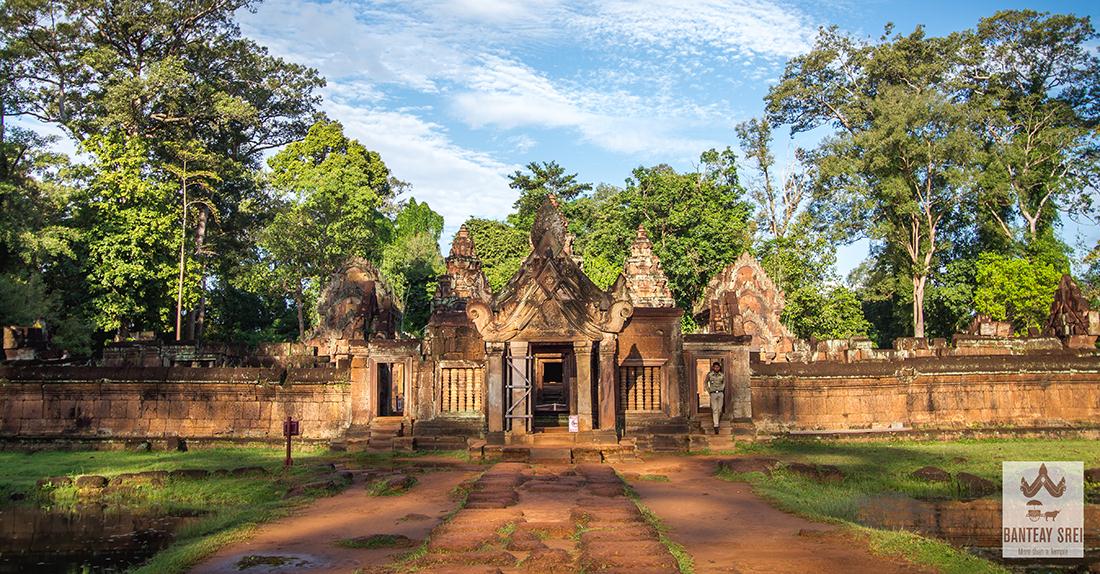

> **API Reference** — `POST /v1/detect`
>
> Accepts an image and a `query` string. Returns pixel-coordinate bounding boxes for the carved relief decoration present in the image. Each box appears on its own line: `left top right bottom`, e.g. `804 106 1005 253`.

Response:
432 224 490 314
466 200 633 342
610 225 676 308
311 258 400 342
693 251 793 353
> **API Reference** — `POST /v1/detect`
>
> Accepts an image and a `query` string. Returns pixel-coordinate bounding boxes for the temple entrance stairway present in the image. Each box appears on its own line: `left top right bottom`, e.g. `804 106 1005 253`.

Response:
687 418 755 451
365 416 404 451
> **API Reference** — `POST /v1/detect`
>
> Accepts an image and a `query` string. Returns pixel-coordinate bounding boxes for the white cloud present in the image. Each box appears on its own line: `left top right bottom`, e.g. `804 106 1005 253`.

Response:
236 0 818 237
451 55 722 158
580 0 814 59
238 0 469 92
323 99 518 243
509 135 538 153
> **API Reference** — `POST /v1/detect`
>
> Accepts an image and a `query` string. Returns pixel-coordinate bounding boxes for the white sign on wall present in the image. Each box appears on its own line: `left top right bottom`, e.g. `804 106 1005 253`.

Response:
1002 461 1084 559
568 415 579 433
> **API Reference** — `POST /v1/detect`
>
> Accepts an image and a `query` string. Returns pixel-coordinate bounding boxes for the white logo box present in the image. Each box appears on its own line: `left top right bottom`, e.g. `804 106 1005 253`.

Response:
1002 461 1084 559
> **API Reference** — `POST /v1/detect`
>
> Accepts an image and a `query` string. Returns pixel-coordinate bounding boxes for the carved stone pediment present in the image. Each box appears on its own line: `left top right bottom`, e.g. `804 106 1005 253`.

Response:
611 225 676 308
693 251 793 353
467 200 633 342
311 258 400 343
432 224 490 316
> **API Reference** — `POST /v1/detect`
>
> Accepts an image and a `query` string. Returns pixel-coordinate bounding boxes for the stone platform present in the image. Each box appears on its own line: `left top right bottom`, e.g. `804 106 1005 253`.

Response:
467 441 639 464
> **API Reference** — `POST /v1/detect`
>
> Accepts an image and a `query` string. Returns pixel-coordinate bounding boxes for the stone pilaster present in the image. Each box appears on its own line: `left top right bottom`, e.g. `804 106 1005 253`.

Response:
573 340 594 432
485 342 505 433
598 335 617 431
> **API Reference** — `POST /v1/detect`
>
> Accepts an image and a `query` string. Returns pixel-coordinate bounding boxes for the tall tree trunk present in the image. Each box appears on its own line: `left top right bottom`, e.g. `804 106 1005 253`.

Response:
294 279 305 341
188 205 209 341
175 171 189 341
912 274 927 339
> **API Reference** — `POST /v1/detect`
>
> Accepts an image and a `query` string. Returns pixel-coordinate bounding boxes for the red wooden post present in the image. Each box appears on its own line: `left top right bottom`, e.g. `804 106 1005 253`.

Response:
283 416 300 468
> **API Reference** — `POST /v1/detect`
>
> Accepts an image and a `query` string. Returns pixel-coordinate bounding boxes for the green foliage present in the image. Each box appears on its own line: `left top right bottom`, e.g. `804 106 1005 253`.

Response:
578 149 755 309
462 217 528 293
392 197 444 242
1081 242 1100 309
0 0 324 347
968 11 1100 247
259 120 396 337
581 253 621 291
755 225 835 294
381 199 445 336
767 12 1100 340
924 259 977 340
2 0 324 149
974 253 1061 333
769 26 981 337
0 126 92 352
506 161 592 230
201 283 299 345
77 133 180 332
266 119 394 273
784 286 871 340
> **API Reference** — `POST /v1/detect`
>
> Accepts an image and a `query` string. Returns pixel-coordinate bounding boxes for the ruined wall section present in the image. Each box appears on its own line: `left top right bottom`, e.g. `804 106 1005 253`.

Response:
0 366 350 441
751 354 1100 432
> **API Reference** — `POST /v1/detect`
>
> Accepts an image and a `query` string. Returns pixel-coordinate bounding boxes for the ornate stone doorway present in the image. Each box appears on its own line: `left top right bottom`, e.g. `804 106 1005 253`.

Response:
531 343 574 429
376 362 405 417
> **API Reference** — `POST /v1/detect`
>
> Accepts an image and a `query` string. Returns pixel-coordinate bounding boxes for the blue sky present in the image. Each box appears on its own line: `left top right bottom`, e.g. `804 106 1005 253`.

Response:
234 0 1099 278
41 1 1100 279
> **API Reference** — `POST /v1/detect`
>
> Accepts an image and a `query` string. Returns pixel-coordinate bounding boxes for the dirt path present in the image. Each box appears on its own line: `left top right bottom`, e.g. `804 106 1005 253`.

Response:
190 462 479 574
407 462 680 573
615 456 933 574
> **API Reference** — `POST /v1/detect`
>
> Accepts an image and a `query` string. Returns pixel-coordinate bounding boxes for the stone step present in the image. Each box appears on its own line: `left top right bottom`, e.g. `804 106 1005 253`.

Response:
528 447 573 464
689 434 735 451
473 444 635 464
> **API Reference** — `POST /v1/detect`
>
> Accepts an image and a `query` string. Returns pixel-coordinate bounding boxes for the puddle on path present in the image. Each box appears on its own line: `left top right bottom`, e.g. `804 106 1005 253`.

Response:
857 496 1100 572
0 505 202 573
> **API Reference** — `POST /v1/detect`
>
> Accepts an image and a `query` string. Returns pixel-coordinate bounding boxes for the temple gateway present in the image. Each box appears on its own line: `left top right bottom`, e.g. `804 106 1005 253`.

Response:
2 198 1099 458
414 200 751 455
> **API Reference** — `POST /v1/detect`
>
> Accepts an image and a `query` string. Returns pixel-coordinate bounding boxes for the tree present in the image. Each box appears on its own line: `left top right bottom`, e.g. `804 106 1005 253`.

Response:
578 148 756 310
768 26 979 338
507 161 592 230
0 0 323 149
1081 241 1100 309
974 252 1063 334
1 0 325 343
76 133 179 334
260 120 394 339
735 117 810 240
381 198 444 336
462 217 528 293
734 115 850 336
967 11 1100 248
0 125 90 352
784 285 871 340
163 140 220 340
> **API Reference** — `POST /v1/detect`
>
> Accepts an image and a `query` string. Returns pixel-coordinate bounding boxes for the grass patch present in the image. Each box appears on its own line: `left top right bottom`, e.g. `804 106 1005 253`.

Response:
622 482 694 574
636 474 671 482
366 476 417 496
716 437 1100 574
497 521 517 538
0 447 352 574
861 526 1003 574
335 534 415 549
